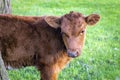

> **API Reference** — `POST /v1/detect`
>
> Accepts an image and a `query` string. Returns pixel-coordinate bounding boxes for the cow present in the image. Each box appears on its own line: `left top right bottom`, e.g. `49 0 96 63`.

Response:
0 11 100 80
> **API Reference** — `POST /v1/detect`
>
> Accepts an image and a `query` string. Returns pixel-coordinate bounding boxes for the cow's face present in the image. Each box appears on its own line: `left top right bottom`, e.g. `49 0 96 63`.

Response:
45 11 100 58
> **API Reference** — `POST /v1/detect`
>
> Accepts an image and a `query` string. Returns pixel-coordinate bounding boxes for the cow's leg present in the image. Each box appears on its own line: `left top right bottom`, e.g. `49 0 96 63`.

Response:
39 65 59 80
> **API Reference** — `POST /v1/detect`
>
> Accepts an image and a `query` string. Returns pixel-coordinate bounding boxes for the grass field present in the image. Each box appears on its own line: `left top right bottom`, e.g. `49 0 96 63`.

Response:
8 0 120 80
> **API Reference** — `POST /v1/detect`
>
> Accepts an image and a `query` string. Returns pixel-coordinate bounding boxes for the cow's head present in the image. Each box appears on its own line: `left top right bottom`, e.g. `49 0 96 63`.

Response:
45 11 100 58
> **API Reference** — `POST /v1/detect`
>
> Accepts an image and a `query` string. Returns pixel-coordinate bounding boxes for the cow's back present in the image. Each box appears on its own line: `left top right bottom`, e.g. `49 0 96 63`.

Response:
0 15 41 68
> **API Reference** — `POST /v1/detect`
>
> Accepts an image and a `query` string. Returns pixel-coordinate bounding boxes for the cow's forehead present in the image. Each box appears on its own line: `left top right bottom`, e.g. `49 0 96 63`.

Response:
62 11 84 21
61 12 86 34
63 11 83 18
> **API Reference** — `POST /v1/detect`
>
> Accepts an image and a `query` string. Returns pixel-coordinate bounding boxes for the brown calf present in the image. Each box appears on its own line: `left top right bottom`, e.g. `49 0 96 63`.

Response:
0 11 100 80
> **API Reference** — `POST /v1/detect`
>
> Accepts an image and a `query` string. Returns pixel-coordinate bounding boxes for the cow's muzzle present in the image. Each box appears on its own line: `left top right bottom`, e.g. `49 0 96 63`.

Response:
67 49 81 58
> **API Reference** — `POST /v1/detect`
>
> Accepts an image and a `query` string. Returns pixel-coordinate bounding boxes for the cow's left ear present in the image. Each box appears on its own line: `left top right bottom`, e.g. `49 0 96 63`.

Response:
85 14 100 25
45 16 61 29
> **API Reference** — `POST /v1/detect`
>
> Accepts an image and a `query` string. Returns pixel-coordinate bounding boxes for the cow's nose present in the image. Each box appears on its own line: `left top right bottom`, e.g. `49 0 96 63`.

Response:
67 50 79 58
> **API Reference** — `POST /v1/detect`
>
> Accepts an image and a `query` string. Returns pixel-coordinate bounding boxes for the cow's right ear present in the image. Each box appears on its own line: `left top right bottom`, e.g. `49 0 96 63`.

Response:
45 16 61 29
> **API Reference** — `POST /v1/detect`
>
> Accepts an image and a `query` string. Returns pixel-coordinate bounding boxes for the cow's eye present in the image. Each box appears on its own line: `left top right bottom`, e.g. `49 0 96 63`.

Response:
79 30 85 35
61 32 69 38
81 30 85 33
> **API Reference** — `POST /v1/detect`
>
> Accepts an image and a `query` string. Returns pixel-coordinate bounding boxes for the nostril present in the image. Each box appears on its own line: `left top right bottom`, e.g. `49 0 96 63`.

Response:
76 51 79 56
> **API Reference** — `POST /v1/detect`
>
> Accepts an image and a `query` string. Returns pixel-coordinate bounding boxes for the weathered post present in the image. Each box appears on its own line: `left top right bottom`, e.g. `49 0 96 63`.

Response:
0 0 11 14
0 52 9 80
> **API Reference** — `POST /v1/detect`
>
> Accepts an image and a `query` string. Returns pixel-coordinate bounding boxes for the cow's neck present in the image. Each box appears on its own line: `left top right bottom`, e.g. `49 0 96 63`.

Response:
34 18 70 65
35 18 67 52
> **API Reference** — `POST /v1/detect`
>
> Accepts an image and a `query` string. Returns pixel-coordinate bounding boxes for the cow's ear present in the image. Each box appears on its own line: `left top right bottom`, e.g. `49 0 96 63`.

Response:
45 16 61 28
85 14 100 25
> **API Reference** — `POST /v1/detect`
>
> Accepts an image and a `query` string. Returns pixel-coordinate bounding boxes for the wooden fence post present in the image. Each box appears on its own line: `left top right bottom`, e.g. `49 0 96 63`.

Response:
0 52 9 80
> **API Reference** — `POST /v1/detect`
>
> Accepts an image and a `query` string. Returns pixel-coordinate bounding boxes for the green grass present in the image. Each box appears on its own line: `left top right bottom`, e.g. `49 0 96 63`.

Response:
8 0 120 80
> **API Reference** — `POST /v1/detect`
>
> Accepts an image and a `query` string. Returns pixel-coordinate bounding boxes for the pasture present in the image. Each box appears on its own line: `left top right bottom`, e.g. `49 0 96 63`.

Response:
8 0 120 80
